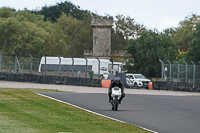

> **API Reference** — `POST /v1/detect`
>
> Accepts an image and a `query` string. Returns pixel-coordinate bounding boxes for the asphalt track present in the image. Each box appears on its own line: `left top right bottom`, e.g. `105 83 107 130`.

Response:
38 92 200 133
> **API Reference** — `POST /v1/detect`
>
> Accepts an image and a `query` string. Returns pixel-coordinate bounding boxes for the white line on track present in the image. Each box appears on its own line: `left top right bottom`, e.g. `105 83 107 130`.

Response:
36 93 158 133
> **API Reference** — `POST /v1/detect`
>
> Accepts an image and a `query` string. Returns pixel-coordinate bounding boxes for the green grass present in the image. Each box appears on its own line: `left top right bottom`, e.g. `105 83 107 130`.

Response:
189 95 200 97
0 88 151 133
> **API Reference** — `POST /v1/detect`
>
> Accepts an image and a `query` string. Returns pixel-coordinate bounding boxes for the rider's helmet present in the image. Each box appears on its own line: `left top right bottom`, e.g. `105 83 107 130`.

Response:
114 77 120 85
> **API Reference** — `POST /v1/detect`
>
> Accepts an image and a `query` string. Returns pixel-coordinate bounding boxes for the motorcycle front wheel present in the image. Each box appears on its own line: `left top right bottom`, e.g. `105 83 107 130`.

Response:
114 99 119 111
111 98 114 110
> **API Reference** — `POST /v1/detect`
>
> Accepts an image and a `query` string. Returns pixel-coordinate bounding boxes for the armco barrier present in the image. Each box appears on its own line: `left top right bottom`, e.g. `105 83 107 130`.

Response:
0 72 199 92
152 81 200 92
0 72 101 87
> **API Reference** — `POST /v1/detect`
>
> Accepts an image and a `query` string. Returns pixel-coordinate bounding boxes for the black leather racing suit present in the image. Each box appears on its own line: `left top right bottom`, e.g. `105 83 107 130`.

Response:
108 81 125 103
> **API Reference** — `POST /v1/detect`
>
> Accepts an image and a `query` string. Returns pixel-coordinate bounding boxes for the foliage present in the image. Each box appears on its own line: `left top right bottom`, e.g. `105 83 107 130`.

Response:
125 30 179 77
111 28 127 50
114 15 146 40
34 1 92 22
89 70 94 79
111 15 146 51
1 2 200 77
184 24 200 61
0 8 52 57
0 6 92 58
176 49 187 61
44 13 92 57
0 7 15 18
172 14 200 51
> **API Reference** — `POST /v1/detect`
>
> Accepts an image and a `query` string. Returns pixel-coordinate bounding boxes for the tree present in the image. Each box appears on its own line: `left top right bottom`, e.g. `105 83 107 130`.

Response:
0 7 15 18
0 8 52 57
45 13 92 57
184 24 200 61
126 30 178 77
111 15 146 52
173 14 200 51
35 1 92 22
114 15 146 40
111 28 127 50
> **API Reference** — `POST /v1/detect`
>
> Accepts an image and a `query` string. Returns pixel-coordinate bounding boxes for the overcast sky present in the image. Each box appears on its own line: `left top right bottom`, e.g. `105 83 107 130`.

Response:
1 0 200 32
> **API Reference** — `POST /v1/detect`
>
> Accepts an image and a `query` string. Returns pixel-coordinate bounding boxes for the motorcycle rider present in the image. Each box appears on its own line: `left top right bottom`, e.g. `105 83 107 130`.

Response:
108 77 125 104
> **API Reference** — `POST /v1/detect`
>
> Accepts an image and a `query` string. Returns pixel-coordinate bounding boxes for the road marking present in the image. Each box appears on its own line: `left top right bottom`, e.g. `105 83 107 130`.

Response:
36 93 158 133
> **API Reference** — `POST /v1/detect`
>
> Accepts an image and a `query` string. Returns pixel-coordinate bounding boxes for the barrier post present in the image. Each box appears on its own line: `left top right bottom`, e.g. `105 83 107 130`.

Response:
183 61 188 83
109 58 113 69
101 79 111 88
159 59 164 81
84 57 88 79
13 52 17 73
175 60 180 82
191 61 195 85
167 60 172 81
43 55 46 77
97 58 100 80
58 56 61 77
29 54 33 74
70 56 74 77
43 55 47 83
0 53 2 72
148 82 153 90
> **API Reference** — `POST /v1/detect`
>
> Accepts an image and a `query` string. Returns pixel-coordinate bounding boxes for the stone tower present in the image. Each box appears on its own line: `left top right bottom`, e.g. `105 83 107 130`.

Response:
91 16 113 59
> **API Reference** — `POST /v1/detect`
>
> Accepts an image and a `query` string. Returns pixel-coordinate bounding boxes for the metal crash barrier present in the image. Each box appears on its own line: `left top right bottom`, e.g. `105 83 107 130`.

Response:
0 72 101 87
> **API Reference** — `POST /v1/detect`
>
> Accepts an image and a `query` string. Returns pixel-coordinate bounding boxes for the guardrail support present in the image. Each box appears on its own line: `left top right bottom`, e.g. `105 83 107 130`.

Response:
43 55 46 77
191 61 195 85
13 52 17 73
29 54 33 74
70 56 74 77
0 53 2 72
84 57 88 79
175 60 180 82
167 60 172 81
97 58 100 80
159 59 164 81
183 61 188 83
58 56 61 77
109 58 113 69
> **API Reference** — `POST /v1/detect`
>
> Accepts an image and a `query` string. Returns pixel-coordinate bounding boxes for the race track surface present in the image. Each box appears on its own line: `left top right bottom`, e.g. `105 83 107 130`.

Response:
38 93 200 133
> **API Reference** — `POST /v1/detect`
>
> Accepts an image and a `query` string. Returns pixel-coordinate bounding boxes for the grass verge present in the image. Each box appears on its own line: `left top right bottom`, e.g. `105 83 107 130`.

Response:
0 88 151 133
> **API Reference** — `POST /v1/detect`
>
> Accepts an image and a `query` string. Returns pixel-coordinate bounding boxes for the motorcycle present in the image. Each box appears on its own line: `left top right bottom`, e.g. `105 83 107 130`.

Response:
110 86 122 111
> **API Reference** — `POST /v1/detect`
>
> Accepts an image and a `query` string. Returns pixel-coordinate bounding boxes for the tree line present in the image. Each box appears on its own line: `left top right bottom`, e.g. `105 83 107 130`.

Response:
0 1 200 77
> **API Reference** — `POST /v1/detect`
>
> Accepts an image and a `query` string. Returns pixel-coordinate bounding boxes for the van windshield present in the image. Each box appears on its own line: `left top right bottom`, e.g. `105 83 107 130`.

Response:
134 75 146 79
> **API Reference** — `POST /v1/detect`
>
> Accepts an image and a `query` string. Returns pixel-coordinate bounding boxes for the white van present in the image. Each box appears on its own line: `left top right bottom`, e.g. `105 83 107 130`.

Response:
125 73 151 88
38 57 122 76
